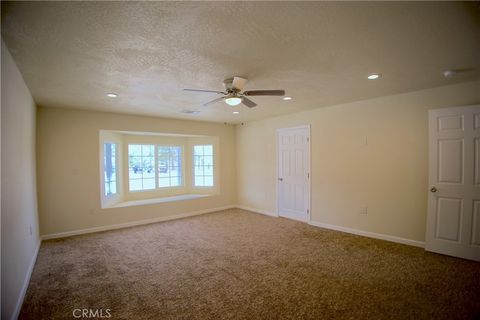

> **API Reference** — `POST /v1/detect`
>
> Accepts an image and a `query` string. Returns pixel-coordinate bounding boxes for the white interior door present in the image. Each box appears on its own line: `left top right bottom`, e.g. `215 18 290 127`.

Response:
277 126 310 222
426 105 480 261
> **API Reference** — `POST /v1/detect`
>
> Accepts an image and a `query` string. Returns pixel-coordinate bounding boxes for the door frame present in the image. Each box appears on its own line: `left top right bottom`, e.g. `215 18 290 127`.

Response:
276 125 311 222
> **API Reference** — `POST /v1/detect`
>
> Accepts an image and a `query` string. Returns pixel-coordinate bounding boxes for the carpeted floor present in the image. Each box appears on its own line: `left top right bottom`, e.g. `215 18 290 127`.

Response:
20 209 480 320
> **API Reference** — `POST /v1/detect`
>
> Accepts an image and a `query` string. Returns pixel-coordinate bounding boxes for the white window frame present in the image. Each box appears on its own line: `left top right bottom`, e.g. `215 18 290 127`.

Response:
127 144 185 193
157 145 184 189
127 144 156 192
192 144 215 188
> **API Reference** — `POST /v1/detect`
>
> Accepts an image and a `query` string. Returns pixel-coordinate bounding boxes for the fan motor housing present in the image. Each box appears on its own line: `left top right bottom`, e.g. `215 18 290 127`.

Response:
223 78 235 91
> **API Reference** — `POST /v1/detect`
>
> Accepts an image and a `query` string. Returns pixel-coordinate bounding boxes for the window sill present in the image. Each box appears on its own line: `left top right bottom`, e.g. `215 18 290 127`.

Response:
107 194 212 209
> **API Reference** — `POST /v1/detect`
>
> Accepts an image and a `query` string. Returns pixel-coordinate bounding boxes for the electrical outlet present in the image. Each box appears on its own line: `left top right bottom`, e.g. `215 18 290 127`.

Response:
360 206 368 215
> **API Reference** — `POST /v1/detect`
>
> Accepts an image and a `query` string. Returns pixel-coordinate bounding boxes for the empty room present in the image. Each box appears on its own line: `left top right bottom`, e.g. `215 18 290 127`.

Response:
1 1 480 319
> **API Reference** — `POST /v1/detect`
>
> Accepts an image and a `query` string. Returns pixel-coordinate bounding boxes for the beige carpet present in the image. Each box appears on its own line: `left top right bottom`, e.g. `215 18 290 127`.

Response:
20 209 480 319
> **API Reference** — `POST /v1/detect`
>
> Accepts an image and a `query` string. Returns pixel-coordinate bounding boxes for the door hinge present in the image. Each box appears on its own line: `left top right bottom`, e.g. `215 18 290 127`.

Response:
307 209 310 214
307 137 309 142
307 173 310 179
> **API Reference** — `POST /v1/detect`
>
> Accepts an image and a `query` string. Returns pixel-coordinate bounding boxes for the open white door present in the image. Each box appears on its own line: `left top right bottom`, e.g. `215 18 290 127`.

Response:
277 125 310 222
426 105 480 261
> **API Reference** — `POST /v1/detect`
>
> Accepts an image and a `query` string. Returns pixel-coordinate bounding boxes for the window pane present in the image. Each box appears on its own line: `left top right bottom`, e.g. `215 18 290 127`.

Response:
203 145 213 156
170 166 180 177
158 146 170 157
203 156 213 166
195 176 204 186
130 179 143 191
157 145 183 188
194 165 204 176
172 146 181 157
142 157 155 178
170 176 181 187
128 144 157 191
194 155 202 167
104 143 117 196
130 168 142 179
204 176 213 187
158 160 169 177
130 156 142 168
193 144 215 188
109 181 117 194
158 177 170 188
194 145 203 155
143 178 155 190
142 145 154 156
204 165 213 176
128 144 142 156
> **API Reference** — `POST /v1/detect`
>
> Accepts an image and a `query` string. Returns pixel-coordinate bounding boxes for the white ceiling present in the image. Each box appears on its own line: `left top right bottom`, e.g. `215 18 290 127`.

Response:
2 1 479 123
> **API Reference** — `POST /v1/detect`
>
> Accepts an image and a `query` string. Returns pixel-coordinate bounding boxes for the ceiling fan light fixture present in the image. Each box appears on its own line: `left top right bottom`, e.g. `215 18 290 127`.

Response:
225 96 242 106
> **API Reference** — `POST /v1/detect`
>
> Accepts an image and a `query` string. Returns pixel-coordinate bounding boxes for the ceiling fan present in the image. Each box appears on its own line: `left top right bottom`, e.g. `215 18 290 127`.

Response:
183 76 285 108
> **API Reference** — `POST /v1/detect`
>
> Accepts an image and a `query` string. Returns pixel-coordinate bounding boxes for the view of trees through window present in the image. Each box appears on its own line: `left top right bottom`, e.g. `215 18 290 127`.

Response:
158 146 182 188
194 145 214 187
128 144 156 191
128 144 183 191
103 143 117 196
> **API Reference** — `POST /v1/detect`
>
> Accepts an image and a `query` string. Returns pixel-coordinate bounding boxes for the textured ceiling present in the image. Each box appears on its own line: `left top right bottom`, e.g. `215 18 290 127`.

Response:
1 1 480 123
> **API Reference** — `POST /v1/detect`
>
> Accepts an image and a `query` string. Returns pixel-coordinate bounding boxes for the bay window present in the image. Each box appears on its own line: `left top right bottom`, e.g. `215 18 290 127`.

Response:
100 130 219 208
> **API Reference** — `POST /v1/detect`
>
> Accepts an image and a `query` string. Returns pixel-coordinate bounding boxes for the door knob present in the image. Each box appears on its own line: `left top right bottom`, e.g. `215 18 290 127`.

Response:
430 187 437 193
278 178 283 181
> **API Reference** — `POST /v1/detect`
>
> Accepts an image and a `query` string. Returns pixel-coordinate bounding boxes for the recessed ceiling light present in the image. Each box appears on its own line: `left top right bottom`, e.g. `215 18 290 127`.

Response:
106 93 118 98
443 70 457 78
367 74 381 80
233 111 240 114
282 96 292 101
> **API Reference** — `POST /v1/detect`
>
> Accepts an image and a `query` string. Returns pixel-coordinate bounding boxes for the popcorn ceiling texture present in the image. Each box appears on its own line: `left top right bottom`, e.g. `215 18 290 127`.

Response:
20 209 480 320
1 2 480 123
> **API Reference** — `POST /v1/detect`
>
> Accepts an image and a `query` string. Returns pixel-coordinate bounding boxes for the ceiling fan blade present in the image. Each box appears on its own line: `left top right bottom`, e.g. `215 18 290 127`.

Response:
184 89 225 94
232 76 248 91
203 97 225 106
242 97 257 108
243 90 285 96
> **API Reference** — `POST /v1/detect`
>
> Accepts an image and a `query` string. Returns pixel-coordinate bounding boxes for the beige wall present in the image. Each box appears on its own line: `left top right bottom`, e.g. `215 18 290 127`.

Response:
236 81 480 242
37 108 236 236
1 40 40 320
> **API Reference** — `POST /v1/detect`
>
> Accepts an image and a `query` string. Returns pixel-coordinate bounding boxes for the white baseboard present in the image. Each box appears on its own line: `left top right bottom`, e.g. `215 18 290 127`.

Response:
41 205 235 240
234 205 423 248
308 220 425 248
12 239 41 320
235 205 278 217
41 204 423 248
